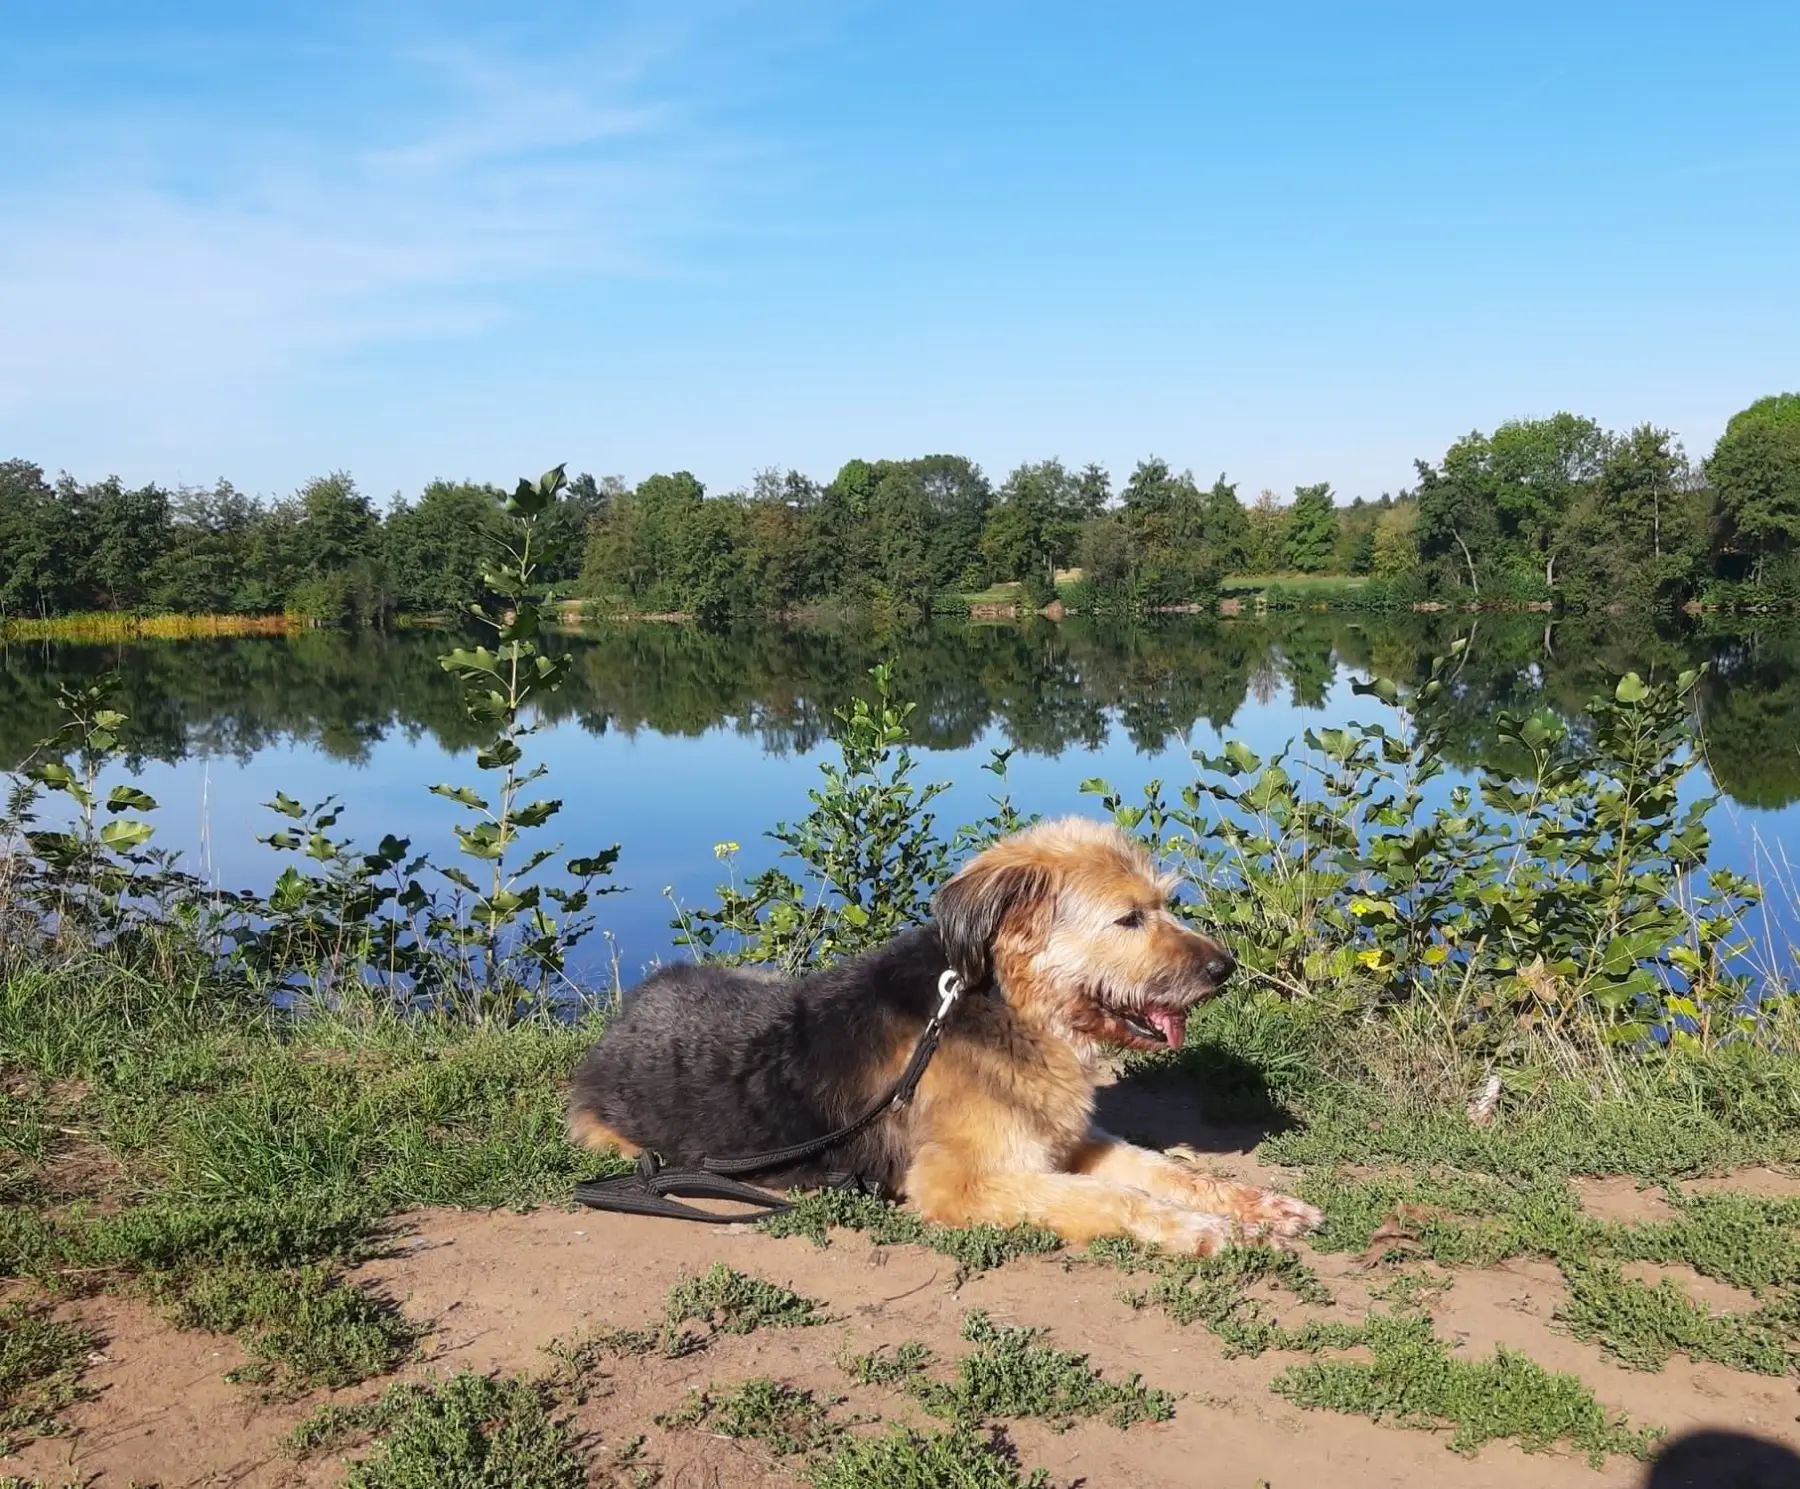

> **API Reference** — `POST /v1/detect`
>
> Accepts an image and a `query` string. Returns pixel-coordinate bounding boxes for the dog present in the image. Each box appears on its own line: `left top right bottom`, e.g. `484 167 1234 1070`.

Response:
567 817 1321 1254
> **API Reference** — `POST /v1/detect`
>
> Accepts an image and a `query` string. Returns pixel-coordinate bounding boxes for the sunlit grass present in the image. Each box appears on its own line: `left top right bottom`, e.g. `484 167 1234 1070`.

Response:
0 611 304 642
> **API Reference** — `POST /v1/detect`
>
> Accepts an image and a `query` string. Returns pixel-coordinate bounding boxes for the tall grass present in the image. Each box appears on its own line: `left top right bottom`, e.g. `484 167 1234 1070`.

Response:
0 611 306 642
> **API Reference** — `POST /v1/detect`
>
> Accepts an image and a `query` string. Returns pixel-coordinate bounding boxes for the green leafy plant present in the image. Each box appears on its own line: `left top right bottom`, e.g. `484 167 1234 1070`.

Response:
676 663 951 971
1271 1312 1658 1465
158 1260 416 1396
760 1186 1062 1275
230 464 622 1017
4 463 627 1021
428 465 620 1006
329 1372 587 1489
841 1340 934 1386
1081 659 1775 1051
805 1422 1051 1489
0 682 192 945
657 1377 842 1457
663 1263 827 1334
0 1302 96 1455
906 1309 1176 1430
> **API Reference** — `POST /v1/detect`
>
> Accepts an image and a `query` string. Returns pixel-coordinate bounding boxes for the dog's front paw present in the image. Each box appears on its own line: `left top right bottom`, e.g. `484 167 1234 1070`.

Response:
1159 1210 1236 1257
1188 1178 1321 1239
1250 1189 1323 1238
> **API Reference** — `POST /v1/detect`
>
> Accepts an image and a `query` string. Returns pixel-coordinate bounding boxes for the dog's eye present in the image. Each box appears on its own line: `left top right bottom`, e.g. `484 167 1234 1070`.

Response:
1115 909 1144 929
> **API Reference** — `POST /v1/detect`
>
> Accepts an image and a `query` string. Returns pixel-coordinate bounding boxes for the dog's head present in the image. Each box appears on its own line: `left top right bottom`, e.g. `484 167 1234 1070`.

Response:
932 817 1235 1052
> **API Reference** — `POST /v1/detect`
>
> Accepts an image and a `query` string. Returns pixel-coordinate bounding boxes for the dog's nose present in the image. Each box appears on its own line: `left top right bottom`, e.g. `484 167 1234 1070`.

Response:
1204 952 1236 985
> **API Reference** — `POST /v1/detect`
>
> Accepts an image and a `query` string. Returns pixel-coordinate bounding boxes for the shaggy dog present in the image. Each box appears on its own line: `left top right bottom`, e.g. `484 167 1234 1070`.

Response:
567 817 1321 1253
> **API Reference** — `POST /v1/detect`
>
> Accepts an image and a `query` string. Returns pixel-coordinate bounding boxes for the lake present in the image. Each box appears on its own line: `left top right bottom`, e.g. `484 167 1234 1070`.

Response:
4 611 1797 984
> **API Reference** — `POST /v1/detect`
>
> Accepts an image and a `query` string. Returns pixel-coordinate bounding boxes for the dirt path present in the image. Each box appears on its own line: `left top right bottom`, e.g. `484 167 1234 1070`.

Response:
10 1157 1800 1488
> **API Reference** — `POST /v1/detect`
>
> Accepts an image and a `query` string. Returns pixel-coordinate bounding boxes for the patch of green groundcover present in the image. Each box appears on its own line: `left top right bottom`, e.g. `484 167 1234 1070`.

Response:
806 1423 1051 1489
657 1376 844 1457
299 1371 588 1489
663 1262 829 1335
0 951 612 1404
0 1301 97 1455
761 1184 1063 1275
893 1309 1175 1430
1270 1312 1660 1466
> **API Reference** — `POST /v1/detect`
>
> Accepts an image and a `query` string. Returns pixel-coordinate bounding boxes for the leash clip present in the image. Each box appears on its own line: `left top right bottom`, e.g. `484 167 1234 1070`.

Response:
934 969 963 1021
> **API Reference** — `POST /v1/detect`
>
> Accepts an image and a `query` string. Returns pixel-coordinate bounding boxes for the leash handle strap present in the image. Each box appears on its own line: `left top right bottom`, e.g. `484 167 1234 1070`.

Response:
572 1162 879 1224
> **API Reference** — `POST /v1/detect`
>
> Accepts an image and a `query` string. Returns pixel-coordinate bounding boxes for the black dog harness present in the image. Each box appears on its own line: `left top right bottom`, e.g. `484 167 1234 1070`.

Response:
572 969 965 1225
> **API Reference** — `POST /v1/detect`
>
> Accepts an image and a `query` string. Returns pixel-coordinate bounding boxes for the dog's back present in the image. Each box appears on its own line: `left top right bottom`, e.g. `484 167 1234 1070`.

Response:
567 933 942 1188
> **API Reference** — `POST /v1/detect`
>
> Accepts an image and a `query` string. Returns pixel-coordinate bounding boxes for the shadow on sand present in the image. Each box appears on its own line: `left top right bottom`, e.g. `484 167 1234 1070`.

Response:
1643 1429 1800 1488
1094 1040 1298 1157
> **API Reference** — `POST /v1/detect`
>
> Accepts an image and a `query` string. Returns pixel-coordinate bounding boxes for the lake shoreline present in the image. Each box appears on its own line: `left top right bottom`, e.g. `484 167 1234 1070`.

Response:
8 587 1798 644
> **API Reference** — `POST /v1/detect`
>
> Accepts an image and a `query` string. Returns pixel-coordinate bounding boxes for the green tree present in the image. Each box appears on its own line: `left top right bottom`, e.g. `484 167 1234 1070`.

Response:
980 459 1086 587
1245 490 1288 573
83 478 172 611
1708 394 1800 587
870 470 933 610
384 481 506 615
1415 443 1503 594
296 473 377 574
1417 416 1605 594
907 455 993 592
1117 458 1216 605
1282 483 1338 572
150 482 259 613
1557 427 1704 608
236 498 306 613
1076 512 1135 592
1197 475 1251 571
673 494 747 626
286 473 387 625
0 460 67 616
541 471 621 584
1371 501 1421 579
739 476 812 612
1334 497 1382 575
1073 462 1112 520
581 471 706 611
1488 414 1607 582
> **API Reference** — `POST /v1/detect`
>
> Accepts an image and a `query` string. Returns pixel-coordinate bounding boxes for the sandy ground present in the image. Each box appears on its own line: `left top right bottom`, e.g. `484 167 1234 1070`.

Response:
8 1124 1800 1487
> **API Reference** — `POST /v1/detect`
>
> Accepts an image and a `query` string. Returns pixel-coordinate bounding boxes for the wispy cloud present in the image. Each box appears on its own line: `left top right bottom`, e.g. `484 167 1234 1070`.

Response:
0 13 741 426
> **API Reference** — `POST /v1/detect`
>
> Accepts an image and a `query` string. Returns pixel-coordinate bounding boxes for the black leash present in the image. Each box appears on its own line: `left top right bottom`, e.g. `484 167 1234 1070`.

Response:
572 969 964 1225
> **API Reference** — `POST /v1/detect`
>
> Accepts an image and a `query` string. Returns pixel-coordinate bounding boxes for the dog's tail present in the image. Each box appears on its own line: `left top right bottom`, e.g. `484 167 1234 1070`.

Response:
568 1106 640 1155
566 1053 641 1155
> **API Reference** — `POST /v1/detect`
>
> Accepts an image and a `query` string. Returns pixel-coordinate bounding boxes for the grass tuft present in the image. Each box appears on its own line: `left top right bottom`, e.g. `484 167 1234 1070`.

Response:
1271 1312 1659 1466
909 1310 1174 1430
841 1340 933 1387
1091 1236 1351 1355
657 1377 842 1457
663 1263 827 1335
762 1187 1062 1275
157 1260 415 1395
0 1302 96 1455
1557 1260 1800 1375
805 1423 1051 1489
290 1372 585 1488
541 1322 706 1404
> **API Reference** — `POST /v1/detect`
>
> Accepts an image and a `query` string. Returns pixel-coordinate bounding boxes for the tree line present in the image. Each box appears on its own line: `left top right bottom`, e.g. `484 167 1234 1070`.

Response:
3 393 1795 624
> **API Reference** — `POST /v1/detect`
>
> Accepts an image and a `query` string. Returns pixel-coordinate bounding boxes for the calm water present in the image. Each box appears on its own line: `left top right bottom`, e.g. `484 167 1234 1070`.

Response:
4 612 1797 982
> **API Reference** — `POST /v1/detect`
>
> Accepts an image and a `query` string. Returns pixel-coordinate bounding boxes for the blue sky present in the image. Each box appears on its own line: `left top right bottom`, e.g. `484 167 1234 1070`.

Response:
3 1 1796 506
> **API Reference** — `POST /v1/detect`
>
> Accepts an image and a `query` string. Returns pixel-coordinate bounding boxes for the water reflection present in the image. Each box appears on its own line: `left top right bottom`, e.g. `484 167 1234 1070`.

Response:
3 613 1798 808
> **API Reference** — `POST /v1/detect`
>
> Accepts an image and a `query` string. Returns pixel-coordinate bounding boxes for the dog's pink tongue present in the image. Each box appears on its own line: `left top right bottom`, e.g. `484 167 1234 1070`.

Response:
1150 1008 1187 1048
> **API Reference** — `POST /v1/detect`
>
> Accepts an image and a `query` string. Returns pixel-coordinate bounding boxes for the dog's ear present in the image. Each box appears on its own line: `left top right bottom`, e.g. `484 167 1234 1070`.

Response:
933 857 1050 990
